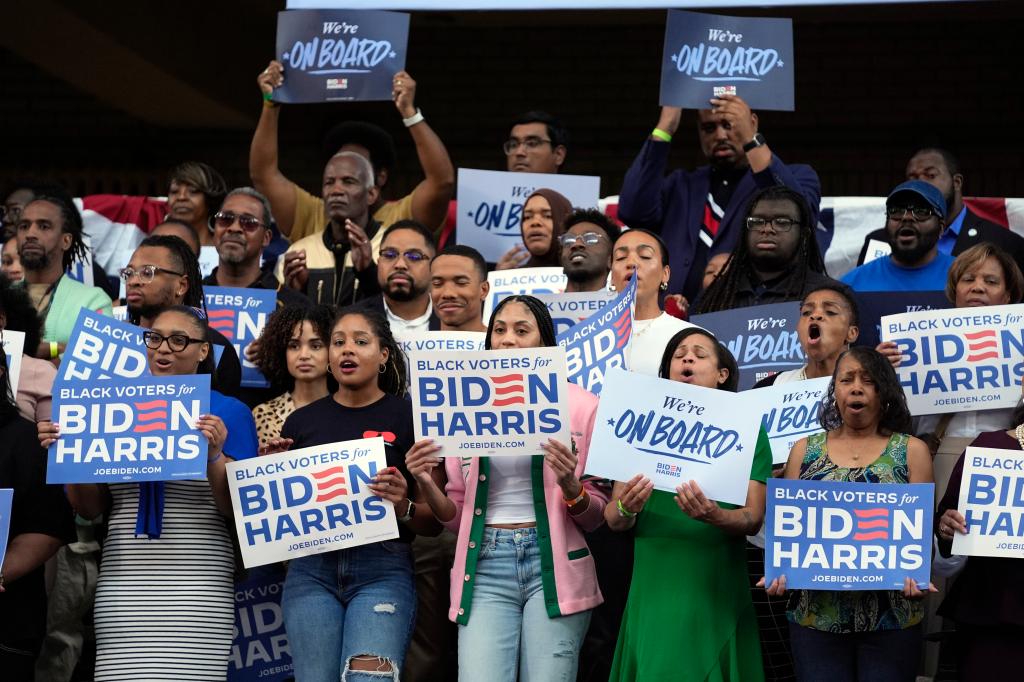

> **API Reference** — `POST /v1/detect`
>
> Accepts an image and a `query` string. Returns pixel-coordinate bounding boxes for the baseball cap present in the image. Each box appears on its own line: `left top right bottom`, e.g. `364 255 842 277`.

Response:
886 180 946 217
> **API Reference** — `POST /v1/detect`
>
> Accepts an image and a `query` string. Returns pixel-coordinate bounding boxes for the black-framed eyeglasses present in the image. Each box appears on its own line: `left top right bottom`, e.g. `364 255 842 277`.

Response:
502 136 552 155
379 248 430 263
142 331 206 352
558 232 606 248
119 265 185 283
886 206 937 222
212 211 265 233
745 216 799 232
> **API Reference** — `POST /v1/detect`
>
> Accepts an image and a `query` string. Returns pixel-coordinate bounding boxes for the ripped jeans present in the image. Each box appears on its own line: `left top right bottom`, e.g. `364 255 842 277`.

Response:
458 527 591 682
283 541 416 681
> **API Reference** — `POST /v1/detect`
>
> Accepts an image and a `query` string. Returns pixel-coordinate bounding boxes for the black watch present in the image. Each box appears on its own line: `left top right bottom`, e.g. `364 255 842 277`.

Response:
742 133 767 152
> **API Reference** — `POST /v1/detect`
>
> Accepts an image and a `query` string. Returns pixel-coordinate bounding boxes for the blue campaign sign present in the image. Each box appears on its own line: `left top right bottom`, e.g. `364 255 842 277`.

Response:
57 308 150 383
273 9 409 103
456 168 601 263
228 565 293 682
557 279 636 395
0 488 12 573
690 301 803 391
48 375 211 484
765 479 934 590
205 287 277 388
660 10 794 111
853 290 951 349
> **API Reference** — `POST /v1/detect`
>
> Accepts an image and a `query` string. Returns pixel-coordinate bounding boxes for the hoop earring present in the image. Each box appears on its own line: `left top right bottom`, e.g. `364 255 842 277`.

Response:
379 363 387 374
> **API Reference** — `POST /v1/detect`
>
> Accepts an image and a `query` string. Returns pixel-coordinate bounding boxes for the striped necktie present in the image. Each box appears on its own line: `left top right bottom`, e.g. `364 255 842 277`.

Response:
700 191 724 248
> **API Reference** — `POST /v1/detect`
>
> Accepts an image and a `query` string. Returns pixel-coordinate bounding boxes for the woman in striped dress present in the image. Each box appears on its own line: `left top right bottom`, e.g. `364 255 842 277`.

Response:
39 305 258 680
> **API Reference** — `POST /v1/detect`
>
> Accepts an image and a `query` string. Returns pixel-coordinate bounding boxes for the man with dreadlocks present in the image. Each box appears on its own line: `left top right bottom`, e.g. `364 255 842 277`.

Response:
694 186 837 314
15 189 113 359
123 234 242 396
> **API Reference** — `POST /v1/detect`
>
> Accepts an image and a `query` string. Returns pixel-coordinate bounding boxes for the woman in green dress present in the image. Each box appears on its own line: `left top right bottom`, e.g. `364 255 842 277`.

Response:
606 327 771 681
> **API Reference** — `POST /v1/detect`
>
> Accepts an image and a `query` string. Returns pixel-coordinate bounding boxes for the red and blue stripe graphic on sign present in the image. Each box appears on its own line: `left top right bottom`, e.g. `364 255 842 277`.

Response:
133 399 169 433
312 467 349 503
491 374 526 407
964 330 998 362
852 508 889 541
208 309 236 340
613 308 630 350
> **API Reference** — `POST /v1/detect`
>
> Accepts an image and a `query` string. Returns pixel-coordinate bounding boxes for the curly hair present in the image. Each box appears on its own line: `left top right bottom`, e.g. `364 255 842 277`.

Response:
657 326 739 392
484 295 557 349
819 346 912 435
255 304 336 392
332 308 407 398
0 273 44 355
695 185 826 314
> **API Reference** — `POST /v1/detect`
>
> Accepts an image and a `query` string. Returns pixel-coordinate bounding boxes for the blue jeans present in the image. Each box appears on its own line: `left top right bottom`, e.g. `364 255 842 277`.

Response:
282 541 416 682
788 621 922 682
458 527 591 682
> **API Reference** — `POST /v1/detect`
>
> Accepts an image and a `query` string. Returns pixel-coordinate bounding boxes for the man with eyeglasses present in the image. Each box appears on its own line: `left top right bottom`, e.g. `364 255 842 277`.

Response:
201 187 308 309
694 186 835 313
855 147 1024 275
350 220 440 334
252 62 454 243
841 180 955 292
560 209 620 293
617 95 820 307
505 111 569 174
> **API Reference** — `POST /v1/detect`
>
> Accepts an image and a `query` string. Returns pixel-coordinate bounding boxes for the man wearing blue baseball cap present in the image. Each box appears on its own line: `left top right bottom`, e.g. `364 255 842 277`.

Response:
840 180 954 292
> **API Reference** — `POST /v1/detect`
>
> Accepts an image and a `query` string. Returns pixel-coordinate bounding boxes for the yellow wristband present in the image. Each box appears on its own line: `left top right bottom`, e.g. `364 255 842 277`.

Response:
651 128 673 143
50 341 59 359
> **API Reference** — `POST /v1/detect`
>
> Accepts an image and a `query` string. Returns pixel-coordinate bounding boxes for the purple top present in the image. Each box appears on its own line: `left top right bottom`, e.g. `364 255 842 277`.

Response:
937 429 1024 627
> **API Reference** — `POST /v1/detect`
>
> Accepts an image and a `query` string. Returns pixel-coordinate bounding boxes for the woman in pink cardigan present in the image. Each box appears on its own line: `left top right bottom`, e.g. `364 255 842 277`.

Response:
406 294 607 682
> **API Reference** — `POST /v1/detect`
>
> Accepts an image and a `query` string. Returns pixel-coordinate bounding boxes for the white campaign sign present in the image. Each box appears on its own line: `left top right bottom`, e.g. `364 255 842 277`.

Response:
456 168 599 263
483 267 567 324
952 446 1024 559
227 438 398 568
535 290 616 337
586 368 760 505
880 304 1024 415
409 347 570 457
863 238 891 264
748 376 829 465
2 330 26 394
395 330 486 355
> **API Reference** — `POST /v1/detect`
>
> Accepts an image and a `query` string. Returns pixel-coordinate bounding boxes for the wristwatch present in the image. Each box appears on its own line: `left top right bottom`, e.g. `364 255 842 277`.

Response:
742 133 767 152
398 499 416 523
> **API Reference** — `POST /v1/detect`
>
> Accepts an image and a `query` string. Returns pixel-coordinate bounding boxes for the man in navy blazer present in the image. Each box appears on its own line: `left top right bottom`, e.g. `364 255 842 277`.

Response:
856 147 1024 275
617 95 820 305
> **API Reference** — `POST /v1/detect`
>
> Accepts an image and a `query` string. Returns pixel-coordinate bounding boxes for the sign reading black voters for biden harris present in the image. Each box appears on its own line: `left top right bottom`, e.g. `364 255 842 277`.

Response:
204 287 276 388
765 480 934 591
556 278 636 396
409 347 570 458
273 9 409 103
483 267 567 325
57 308 149 383
536 291 616 337
585 368 759 506
880 303 1024 416
47 375 211 484
456 169 600 263
659 10 794 111
227 565 292 682
953 446 1024 559
227 438 398 568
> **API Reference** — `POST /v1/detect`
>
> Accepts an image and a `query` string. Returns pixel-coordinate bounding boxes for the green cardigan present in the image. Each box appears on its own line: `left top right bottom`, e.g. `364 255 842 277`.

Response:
42 276 114 345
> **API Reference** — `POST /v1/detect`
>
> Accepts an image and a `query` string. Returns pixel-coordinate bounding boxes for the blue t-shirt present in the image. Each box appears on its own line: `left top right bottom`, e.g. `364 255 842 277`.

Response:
841 252 955 292
211 390 259 462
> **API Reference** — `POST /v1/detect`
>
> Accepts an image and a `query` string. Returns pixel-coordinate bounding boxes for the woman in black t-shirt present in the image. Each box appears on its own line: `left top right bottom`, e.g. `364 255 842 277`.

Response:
266 308 441 682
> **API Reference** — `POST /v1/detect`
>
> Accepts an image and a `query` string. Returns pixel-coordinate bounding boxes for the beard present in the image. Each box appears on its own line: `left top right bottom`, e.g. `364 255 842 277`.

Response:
889 225 941 265
385 280 428 303
19 248 51 271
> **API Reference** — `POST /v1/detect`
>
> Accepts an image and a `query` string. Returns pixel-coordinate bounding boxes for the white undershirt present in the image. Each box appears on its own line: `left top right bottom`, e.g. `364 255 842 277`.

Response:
383 298 432 336
485 456 536 525
627 312 693 376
